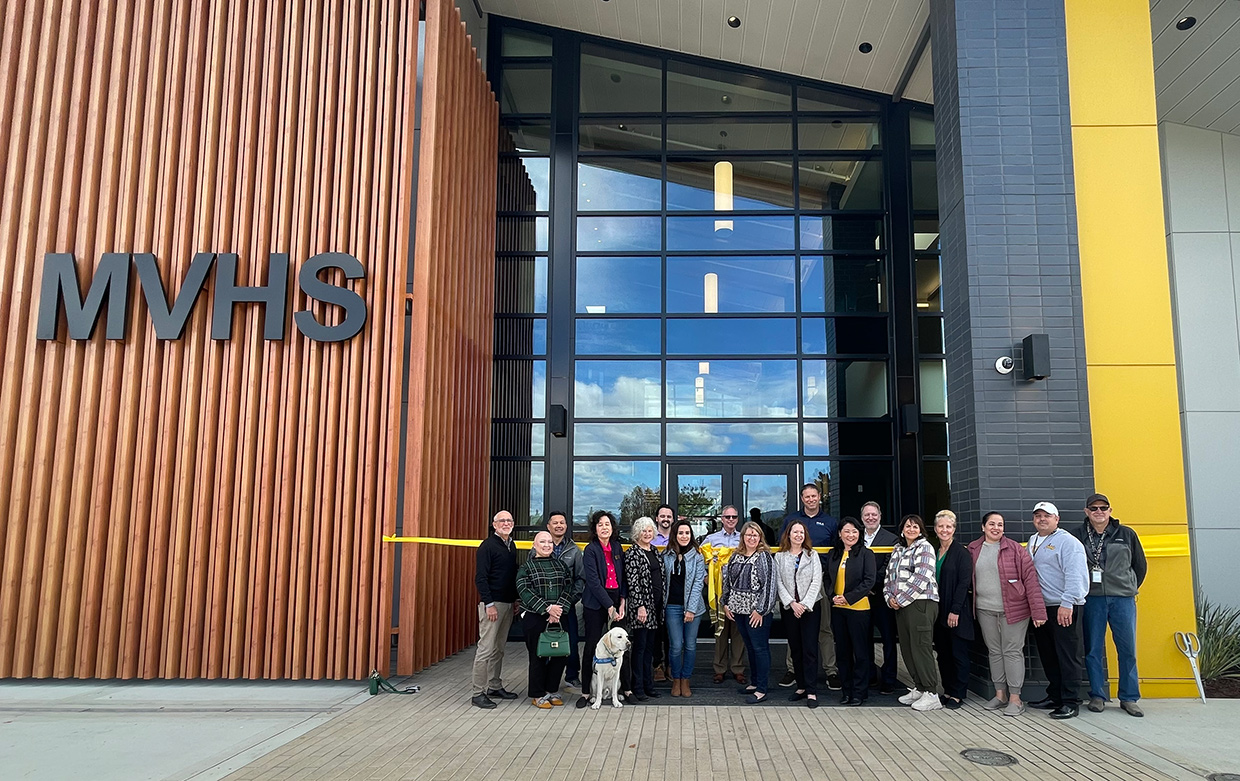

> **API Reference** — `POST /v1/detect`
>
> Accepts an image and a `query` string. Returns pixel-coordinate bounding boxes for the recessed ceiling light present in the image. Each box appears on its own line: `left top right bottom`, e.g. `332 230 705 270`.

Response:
858 42 873 54
727 16 741 29
1176 16 1196 30
610 73 621 83
721 94 732 104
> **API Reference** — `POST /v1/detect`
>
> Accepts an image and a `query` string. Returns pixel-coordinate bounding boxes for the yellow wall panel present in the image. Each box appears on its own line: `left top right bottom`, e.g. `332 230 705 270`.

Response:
1086 365 1187 526
1073 126 1175 365
1064 0 1158 126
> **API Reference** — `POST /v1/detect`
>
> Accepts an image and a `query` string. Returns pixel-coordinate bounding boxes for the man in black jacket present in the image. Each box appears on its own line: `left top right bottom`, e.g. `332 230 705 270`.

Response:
471 510 519 709
1073 493 1148 717
861 501 900 694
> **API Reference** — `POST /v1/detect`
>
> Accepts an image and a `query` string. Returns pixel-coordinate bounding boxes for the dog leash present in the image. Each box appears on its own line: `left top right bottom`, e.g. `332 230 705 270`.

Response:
368 669 419 696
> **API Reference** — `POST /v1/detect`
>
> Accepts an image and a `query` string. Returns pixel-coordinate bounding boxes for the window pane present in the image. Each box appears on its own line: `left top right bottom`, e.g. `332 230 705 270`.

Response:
667 159 795 210
798 120 881 151
915 218 940 250
493 359 546 418
666 256 796 313
667 317 796 355
500 66 551 114
575 319 661 355
577 216 662 252
578 158 662 211
801 318 888 355
667 422 798 456
500 122 551 153
495 318 546 355
667 119 792 151
497 215 548 252
923 421 948 457
667 216 796 251
804 460 893 520
922 460 951 519
920 359 947 415
498 157 550 211
496 256 547 314
572 460 662 527
910 112 936 149
799 159 883 210
804 422 892 456
912 159 938 211
580 45 663 113
666 359 797 418
491 460 544 525
667 61 791 112
916 256 941 311
493 422 546 457
574 423 661 456
797 87 880 112
799 216 883 251
800 256 887 313
502 28 552 57
802 360 888 417
579 121 662 152
575 360 662 417
576 257 661 313
917 316 944 354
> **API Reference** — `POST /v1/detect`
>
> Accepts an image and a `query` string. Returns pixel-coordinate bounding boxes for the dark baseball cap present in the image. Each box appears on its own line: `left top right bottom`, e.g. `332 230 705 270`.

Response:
1085 493 1109 507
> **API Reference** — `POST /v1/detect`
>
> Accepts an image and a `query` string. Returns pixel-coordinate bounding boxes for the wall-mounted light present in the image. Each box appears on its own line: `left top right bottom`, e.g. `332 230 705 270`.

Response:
714 161 733 233
695 375 706 406
704 272 719 313
698 361 710 375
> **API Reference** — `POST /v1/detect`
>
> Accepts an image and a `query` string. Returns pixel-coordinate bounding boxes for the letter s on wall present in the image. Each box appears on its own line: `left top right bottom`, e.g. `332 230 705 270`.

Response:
294 252 368 342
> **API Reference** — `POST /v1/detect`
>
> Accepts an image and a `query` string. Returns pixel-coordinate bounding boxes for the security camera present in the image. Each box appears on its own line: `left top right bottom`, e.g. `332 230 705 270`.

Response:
995 356 1014 375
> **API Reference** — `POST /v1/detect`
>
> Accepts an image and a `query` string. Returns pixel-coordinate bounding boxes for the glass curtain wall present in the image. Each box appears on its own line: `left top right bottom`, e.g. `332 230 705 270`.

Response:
489 20 939 529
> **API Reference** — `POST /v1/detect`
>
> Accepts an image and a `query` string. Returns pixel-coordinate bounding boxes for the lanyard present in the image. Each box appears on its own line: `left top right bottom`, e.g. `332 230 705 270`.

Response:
1085 527 1107 566
1030 529 1057 559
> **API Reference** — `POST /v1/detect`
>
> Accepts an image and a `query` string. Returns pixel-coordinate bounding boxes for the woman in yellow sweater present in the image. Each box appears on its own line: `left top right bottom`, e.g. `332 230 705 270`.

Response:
822 517 876 705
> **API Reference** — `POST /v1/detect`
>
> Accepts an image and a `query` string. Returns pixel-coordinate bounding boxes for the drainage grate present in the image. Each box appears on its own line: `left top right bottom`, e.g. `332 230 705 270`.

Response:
961 748 1018 767
1208 775 1240 781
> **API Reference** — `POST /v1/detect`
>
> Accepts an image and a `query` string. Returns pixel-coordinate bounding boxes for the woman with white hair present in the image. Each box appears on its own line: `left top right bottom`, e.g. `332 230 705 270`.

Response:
624 516 665 701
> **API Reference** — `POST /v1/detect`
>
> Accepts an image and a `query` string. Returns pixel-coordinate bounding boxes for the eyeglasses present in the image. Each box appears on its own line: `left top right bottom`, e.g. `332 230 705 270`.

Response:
1087 505 1109 512
722 514 738 519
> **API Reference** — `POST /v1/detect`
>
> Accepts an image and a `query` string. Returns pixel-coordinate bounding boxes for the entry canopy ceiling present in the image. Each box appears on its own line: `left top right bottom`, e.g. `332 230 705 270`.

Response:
478 0 934 104
1151 0 1240 134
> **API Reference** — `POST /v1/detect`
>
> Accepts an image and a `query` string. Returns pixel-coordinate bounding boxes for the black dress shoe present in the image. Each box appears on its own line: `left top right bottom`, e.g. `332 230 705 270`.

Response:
737 685 758 695
807 697 819 709
645 689 660 699
632 691 648 702
942 696 963 710
788 690 807 702
848 698 865 707
486 687 518 700
575 696 590 709
471 694 497 709
1050 704 1079 720
840 694 855 705
879 682 896 695
1028 697 1057 710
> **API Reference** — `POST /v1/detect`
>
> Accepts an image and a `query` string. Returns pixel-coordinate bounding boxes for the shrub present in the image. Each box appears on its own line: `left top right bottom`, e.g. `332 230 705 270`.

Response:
1196 595 1240 681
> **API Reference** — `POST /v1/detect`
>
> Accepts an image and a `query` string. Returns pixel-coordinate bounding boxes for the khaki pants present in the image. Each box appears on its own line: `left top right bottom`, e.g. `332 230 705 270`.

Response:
471 601 514 696
712 613 747 675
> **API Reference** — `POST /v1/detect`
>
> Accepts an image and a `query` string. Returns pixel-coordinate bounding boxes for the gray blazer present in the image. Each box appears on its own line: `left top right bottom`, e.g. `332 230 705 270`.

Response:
773 549 824 609
661 548 707 616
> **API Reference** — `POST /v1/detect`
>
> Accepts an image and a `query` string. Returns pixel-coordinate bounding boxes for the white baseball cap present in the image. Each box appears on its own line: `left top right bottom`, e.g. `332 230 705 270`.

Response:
1032 501 1059 516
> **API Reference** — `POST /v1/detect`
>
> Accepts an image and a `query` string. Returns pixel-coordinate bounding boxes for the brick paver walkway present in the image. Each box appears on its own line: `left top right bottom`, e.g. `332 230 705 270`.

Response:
223 644 1176 780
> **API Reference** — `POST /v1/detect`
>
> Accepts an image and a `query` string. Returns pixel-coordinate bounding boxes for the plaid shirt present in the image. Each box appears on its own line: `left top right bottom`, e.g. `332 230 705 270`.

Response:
883 538 939 607
517 555 579 617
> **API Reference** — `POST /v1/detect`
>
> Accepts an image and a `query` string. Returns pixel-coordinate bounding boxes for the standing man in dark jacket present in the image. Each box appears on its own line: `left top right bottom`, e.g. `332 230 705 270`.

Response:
862 501 899 693
471 510 519 709
547 510 585 688
1074 493 1148 717
778 483 841 690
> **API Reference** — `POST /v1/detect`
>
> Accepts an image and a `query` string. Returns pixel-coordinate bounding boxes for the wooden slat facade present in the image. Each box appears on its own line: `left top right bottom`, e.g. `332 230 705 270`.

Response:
397 0 499 675
0 0 496 680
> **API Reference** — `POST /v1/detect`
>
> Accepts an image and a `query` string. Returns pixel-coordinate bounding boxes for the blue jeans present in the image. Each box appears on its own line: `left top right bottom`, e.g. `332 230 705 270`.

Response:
665 605 703 679
1083 594 1140 702
734 612 771 693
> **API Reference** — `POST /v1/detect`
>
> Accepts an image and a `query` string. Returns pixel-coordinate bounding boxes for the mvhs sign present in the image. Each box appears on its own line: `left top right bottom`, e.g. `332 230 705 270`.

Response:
37 251 367 343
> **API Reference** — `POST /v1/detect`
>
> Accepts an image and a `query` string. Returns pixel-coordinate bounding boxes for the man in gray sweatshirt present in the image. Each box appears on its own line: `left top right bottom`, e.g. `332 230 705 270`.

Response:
1026 502 1090 720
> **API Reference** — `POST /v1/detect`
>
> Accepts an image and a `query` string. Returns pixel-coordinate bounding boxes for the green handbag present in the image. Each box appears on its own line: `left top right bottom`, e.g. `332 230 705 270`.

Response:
537 621 570 658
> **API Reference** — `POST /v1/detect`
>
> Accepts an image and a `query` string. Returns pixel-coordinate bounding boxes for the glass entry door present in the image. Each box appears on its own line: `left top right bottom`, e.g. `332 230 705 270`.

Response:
666 462 798 541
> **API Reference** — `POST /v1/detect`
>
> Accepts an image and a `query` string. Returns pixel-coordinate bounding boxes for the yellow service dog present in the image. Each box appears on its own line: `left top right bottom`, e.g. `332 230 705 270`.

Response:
590 626 630 709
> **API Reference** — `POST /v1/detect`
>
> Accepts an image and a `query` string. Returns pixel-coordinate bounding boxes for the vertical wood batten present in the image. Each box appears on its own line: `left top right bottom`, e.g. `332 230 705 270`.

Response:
0 0 420 680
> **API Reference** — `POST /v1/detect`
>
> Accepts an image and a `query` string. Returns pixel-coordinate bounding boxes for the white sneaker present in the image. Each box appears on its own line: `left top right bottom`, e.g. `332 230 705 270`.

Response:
898 688 922 705
912 691 944 711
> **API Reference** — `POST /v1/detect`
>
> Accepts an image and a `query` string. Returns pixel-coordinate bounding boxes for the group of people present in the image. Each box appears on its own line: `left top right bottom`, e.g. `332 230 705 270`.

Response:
470 487 1147 721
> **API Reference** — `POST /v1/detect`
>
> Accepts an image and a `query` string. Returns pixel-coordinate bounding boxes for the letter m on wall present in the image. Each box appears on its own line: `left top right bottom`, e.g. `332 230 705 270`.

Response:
36 252 130 340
